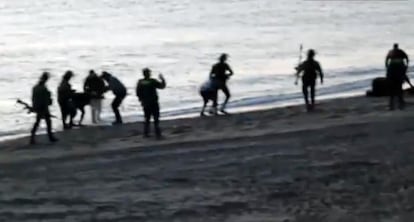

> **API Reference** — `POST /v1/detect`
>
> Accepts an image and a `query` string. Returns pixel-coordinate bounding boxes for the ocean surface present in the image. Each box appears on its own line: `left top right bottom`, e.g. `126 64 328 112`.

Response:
0 0 413 140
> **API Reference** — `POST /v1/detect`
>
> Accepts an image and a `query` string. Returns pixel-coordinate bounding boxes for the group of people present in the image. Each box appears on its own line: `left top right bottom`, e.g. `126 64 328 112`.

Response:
28 44 412 145
30 68 167 144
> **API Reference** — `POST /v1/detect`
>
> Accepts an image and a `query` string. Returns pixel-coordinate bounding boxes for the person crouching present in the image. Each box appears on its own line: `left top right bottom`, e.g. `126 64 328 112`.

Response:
200 78 219 116
136 68 166 139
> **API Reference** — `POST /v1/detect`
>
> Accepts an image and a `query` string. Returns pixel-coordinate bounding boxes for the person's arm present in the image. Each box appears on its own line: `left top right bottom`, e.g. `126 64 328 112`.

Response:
226 64 234 77
210 65 215 78
404 51 410 66
83 79 89 92
136 80 142 101
317 62 324 84
156 74 166 89
385 51 391 68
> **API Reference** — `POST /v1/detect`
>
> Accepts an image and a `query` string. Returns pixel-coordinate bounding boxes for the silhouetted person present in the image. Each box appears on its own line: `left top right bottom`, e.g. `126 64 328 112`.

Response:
101 71 127 125
58 71 76 129
386 43 412 110
210 53 233 113
136 68 166 138
84 70 105 123
30 72 58 145
295 49 324 111
200 78 218 116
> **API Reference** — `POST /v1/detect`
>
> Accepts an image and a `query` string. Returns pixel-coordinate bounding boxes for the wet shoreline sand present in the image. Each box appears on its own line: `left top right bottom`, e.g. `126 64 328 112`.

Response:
1 95 414 221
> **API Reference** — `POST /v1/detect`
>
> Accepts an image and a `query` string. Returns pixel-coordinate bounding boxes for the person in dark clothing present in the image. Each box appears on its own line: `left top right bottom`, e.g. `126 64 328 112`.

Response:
136 68 166 138
30 72 58 145
84 70 106 123
295 49 324 111
200 78 219 116
101 71 127 125
58 70 76 129
210 53 234 114
385 43 412 110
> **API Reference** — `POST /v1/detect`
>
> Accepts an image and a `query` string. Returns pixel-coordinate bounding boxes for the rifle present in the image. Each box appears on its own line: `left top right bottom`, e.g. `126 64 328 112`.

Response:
294 44 303 85
16 99 57 118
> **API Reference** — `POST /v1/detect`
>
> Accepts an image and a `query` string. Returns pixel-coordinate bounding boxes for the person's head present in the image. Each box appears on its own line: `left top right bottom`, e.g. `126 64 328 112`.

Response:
39 72 50 83
63 70 74 81
101 71 111 80
89 69 96 77
142 68 151 78
307 49 316 59
393 43 399 49
219 53 228 63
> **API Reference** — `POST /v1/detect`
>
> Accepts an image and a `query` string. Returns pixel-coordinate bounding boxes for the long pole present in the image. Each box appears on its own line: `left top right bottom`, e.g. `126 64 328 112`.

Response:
294 44 303 85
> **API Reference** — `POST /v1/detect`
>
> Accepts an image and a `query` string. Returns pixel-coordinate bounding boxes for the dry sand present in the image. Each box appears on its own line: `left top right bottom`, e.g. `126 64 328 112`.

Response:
1 95 414 221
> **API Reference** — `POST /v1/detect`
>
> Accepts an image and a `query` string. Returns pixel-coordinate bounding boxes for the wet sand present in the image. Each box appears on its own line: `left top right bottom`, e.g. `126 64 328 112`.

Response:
2 95 414 221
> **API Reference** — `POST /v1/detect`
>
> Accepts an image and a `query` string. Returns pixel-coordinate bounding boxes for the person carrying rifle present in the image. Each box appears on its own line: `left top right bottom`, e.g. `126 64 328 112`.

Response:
30 72 58 145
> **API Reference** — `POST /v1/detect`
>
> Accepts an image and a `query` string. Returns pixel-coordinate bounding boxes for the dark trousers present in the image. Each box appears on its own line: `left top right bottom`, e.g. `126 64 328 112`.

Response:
58 100 76 128
302 79 316 110
388 79 404 110
31 111 55 142
112 93 126 123
143 103 161 137
217 81 230 110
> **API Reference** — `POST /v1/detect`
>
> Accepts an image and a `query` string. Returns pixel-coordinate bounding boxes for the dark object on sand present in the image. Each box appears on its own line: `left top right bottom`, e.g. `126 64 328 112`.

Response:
72 92 91 126
366 77 390 97
366 77 414 97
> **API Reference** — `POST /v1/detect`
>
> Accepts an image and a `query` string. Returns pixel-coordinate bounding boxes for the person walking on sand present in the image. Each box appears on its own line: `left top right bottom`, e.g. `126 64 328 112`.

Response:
386 43 413 110
210 53 234 114
136 68 166 138
84 70 106 123
30 72 58 145
295 49 324 112
101 71 127 125
58 70 76 129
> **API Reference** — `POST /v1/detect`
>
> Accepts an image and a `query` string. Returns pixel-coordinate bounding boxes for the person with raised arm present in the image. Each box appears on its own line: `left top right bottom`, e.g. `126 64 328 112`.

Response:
136 68 166 139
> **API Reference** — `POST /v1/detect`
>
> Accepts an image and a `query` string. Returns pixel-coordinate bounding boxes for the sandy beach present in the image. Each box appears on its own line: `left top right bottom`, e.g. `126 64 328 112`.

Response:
2 94 414 221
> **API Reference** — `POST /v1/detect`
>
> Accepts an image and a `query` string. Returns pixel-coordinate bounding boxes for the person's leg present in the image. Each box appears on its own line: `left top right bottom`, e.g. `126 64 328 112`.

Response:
96 99 102 122
211 90 218 115
143 105 151 137
90 99 98 123
302 83 310 111
68 101 76 127
220 83 231 112
111 94 124 124
398 82 405 110
310 82 316 110
200 91 207 116
45 112 57 142
30 114 42 144
59 102 68 129
389 80 396 110
153 103 161 138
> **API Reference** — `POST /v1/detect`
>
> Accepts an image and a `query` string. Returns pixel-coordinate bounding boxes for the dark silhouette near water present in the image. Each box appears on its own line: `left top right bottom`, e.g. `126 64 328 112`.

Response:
210 53 234 114
200 78 219 116
58 71 76 129
84 70 105 123
136 68 166 138
295 49 324 111
102 71 127 125
385 43 412 110
30 72 58 145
